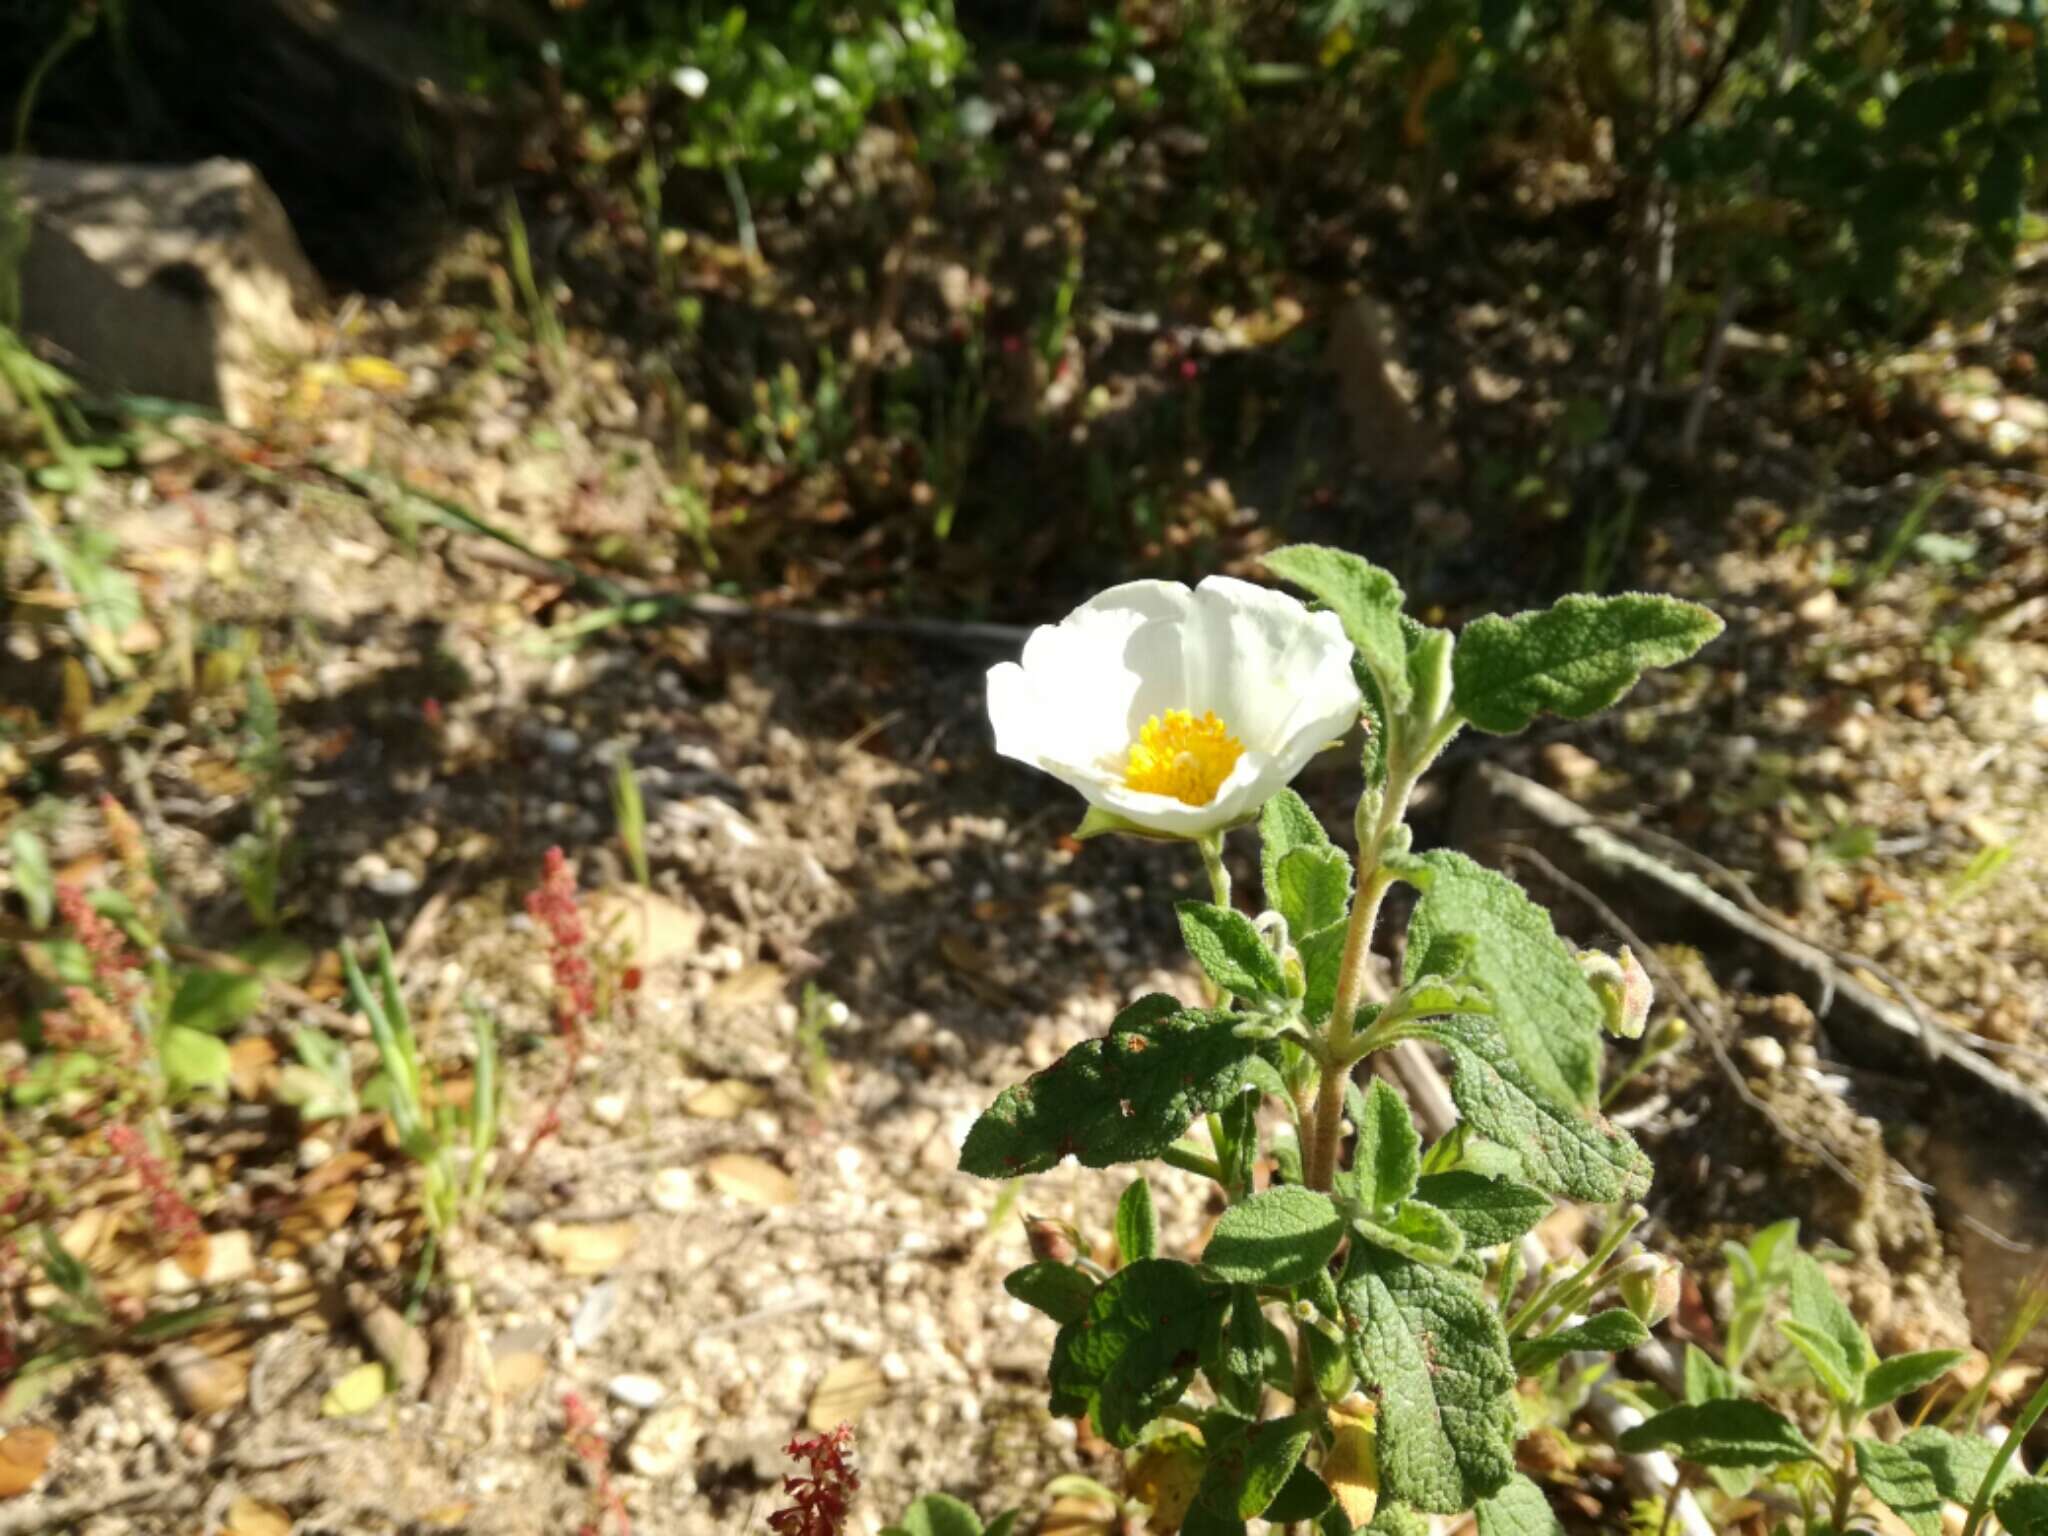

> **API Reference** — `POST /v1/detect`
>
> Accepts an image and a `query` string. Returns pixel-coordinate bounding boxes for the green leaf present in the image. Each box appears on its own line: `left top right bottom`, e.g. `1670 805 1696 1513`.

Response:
1976 137 2029 255
1996 1478 2048 1536
1513 1309 1649 1374
1365 1506 1429 1536
161 1024 232 1098
1895 1426 2002 1505
1862 1350 1964 1415
1264 1461 1337 1524
1475 1474 1565 1536
1196 1412 1316 1521
892 1494 986 1536
959 996 1262 1177
1115 1178 1159 1266
1405 851 1603 1109
1004 1261 1096 1326
1350 1200 1465 1268
1177 902 1288 1003
1339 1244 1518 1513
1617 1400 1816 1468
1352 1078 1421 1211
1450 593 1723 735
1261 790 1334 907
8 826 54 928
1299 923 1348 1024
1264 544 1411 712
1204 1188 1345 1287
1785 1253 1870 1402
1204 1286 1268 1417
1378 974 1496 1034
1416 1012 1651 1203
1054 1259 1221 1446
169 968 265 1035
1682 1343 1738 1406
1779 1320 1861 1406
1413 1172 1551 1248
1276 847 1351 939
1854 1438 1942 1536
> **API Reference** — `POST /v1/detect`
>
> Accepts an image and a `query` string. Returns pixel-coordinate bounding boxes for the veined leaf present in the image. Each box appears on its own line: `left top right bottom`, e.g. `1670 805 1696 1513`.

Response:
1413 1172 1551 1248
1779 1319 1861 1407
1996 1477 2048 1536
1349 1200 1465 1268
1617 1399 1816 1468
1261 792 1337 907
1404 851 1602 1110
1196 1412 1316 1521
1339 1245 1518 1513
1784 1253 1870 1404
1054 1259 1222 1446
1416 1013 1651 1203
1265 545 1412 712
1351 1078 1421 1211
1682 1343 1738 1406
1004 1262 1096 1326
1854 1437 1942 1536
1895 1426 2010 1504
1115 1178 1159 1266
1450 593 1722 735
959 996 1263 1177
1299 922 1348 1024
890 1493 986 1536
1204 1188 1346 1287
1512 1309 1649 1374
1475 1474 1566 1536
1178 902 1288 1004
1276 846 1351 939
1203 1286 1268 1417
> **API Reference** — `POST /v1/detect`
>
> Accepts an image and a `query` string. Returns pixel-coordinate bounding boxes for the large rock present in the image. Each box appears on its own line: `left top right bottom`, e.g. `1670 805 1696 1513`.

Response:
11 156 321 425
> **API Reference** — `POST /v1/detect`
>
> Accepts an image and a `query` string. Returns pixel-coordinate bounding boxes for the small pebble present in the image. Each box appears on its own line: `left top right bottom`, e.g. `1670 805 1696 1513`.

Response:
366 866 422 899
590 1093 629 1128
650 1168 695 1213
608 1373 666 1410
1743 1036 1788 1075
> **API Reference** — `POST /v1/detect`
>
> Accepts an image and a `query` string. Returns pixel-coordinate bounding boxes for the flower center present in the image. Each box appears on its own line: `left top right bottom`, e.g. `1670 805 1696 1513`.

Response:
1122 710 1245 806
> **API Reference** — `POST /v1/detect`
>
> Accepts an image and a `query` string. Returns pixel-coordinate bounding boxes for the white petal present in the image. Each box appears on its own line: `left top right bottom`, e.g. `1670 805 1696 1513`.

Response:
1191 576 1356 751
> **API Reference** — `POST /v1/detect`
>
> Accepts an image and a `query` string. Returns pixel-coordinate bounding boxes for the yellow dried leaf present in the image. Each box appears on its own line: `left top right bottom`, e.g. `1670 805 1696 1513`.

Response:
1037 1495 1117 1535
682 1080 767 1120
1323 1408 1380 1527
806 1358 886 1430
342 356 409 393
705 962 785 1017
229 1036 278 1100
532 1220 638 1276
0 1428 57 1499
1127 1431 1205 1533
319 1362 388 1418
702 1153 796 1208
491 1351 548 1399
225 1495 294 1536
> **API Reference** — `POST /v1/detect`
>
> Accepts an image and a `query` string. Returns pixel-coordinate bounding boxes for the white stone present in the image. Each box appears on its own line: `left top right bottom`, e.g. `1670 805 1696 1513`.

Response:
607 1373 666 1410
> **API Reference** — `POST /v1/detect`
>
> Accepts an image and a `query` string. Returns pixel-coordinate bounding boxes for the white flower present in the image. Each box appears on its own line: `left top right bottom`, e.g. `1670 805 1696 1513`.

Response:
987 577 1362 839
672 65 710 100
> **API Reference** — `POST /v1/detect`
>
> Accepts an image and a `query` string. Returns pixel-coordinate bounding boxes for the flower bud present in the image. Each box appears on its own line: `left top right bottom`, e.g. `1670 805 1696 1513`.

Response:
1025 1216 1081 1266
1579 945 1654 1040
1616 1253 1682 1328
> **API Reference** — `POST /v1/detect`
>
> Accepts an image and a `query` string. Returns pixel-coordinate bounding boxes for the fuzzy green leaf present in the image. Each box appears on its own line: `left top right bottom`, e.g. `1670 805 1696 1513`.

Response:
1261 790 1335 905
1365 1506 1429 1536
1413 1172 1552 1248
1997 1478 2048 1536
1055 1259 1222 1446
1861 1350 1965 1414
1178 902 1288 1003
1264 545 1411 712
959 996 1262 1177
1683 1343 1739 1405
1339 1245 1518 1513
1299 923 1348 1024
1855 1438 1943 1536
1004 1262 1096 1326
169 968 266 1035
1450 593 1723 735
1197 1412 1316 1521
1784 1253 1870 1403
1417 1013 1651 1203
1513 1309 1650 1374
1618 1400 1816 1468
8 826 54 929
1405 851 1603 1109
1204 1286 1268 1417
1352 1077 1421 1211
1379 974 1496 1033
1349 1199 1466 1268
1204 1188 1346 1287
1895 1427 2003 1505
1475 1475 1566 1536
1264 1462 1337 1524
1116 1178 1159 1266
1277 847 1352 939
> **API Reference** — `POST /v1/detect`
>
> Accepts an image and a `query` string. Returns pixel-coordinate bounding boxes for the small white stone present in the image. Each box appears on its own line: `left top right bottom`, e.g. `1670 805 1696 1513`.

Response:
367 866 422 899
591 1093 630 1128
628 1404 699 1477
650 1168 695 1213
1743 1036 1788 1075
608 1373 666 1410
298 1138 335 1170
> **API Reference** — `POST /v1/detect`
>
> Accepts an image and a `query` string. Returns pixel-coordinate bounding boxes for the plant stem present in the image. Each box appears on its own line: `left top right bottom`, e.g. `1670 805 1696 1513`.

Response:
1962 1367 2048 1536
1196 831 1231 1006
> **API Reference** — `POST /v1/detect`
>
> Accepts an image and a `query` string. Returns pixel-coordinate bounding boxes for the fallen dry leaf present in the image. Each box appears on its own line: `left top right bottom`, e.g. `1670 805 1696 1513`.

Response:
806 1358 887 1430
159 1334 253 1416
682 1079 768 1120
0 1428 57 1499
532 1220 638 1276
587 887 704 966
228 1035 279 1100
1038 1494 1117 1535
320 1361 388 1418
705 961 785 1017
491 1351 548 1399
225 1494 294 1536
701 1153 797 1208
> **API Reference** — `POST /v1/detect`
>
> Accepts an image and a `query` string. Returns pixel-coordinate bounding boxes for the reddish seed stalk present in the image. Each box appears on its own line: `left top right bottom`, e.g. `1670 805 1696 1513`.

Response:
769 1425 860 1536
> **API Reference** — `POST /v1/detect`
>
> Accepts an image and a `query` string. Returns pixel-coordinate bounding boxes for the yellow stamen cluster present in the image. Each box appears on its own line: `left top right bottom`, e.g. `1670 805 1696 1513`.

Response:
1122 709 1245 806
